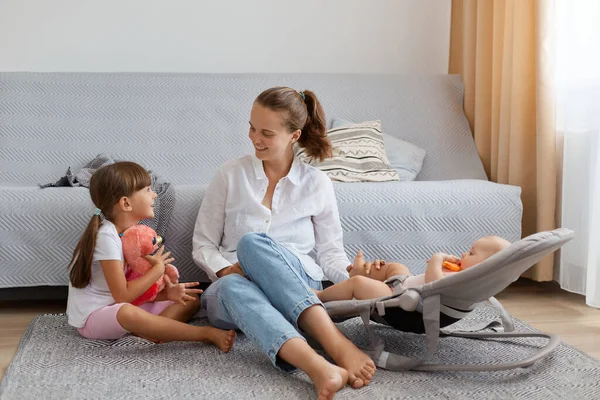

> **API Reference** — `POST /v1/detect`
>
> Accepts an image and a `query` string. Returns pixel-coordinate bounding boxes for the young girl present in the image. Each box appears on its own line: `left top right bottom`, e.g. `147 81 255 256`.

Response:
66 161 235 352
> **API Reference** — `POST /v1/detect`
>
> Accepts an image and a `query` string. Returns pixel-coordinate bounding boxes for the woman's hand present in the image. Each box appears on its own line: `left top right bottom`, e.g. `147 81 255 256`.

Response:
163 275 203 306
143 246 173 275
216 262 246 278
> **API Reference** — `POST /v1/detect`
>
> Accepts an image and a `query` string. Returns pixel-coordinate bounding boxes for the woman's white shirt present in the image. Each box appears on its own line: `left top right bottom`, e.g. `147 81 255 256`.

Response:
192 155 351 284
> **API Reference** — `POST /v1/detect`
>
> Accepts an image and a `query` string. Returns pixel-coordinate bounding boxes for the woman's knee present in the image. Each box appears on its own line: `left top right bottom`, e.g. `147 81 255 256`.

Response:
203 277 245 330
237 232 264 257
217 273 252 298
237 233 276 275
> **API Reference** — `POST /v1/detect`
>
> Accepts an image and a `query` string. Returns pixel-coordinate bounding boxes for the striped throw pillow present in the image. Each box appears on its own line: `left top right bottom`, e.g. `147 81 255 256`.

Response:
296 120 400 182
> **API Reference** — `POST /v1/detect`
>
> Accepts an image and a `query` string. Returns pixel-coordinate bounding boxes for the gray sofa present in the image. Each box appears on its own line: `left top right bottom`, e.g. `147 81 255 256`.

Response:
0 72 522 291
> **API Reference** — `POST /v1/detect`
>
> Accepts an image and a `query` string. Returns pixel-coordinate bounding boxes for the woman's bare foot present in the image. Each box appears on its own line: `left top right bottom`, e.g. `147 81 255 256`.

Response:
200 327 237 352
330 339 376 388
296 304 376 389
305 356 348 400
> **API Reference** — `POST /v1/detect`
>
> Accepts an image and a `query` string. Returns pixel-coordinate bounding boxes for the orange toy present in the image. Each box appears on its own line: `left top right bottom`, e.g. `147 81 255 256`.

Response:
442 261 462 272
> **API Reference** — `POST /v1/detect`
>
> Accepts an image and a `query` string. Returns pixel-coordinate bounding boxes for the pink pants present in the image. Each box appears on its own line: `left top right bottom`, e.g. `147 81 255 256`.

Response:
77 300 176 340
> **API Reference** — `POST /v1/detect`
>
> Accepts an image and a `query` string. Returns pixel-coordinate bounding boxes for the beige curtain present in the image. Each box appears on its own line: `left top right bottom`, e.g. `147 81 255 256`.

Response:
449 0 556 281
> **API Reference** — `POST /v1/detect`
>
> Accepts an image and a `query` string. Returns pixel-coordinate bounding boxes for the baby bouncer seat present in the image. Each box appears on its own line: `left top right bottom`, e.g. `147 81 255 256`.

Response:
324 228 574 371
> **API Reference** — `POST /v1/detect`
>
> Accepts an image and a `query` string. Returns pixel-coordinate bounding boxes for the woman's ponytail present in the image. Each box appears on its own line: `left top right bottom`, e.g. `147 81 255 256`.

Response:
298 90 332 162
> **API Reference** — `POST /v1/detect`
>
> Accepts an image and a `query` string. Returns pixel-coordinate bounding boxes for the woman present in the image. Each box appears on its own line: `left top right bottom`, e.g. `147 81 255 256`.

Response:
192 87 376 400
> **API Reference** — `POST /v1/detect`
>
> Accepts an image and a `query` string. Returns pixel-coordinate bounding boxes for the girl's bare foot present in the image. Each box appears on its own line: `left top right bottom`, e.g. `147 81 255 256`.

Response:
330 339 376 388
201 327 237 352
134 334 164 344
306 356 348 400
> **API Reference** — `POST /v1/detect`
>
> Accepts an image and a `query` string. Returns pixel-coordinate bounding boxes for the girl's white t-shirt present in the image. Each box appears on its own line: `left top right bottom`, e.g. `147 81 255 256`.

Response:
66 220 124 328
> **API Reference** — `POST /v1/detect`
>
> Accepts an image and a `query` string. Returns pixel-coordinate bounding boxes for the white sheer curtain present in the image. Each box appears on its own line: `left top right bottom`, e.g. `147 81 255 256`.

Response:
556 0 600 307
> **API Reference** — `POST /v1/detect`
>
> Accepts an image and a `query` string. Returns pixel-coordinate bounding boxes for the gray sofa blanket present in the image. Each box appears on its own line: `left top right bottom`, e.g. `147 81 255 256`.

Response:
0 180 521 288
0 72 521 289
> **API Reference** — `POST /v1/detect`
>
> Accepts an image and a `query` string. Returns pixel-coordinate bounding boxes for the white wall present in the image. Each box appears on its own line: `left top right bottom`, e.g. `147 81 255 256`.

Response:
0 0 451 74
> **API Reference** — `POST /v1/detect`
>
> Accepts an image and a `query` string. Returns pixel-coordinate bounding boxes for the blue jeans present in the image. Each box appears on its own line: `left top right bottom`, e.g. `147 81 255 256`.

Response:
200 233 323 368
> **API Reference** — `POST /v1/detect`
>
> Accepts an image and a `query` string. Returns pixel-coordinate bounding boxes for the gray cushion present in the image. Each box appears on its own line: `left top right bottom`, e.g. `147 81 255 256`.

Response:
332 118 426 181
0 179 522 287
296 120 400 182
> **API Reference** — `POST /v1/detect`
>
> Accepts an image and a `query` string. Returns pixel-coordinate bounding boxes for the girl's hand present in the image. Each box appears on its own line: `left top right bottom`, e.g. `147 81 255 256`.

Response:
143 246 173 274
163 275 203 306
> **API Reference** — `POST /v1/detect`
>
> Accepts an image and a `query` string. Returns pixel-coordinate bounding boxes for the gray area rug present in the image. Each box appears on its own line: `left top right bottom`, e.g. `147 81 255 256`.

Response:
1 303 599 399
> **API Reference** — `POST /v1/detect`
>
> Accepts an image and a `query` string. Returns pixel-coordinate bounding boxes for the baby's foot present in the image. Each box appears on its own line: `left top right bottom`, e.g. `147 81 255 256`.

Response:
331 339 376 388
353 250 365 268
306 357 348 400
201 327 236 353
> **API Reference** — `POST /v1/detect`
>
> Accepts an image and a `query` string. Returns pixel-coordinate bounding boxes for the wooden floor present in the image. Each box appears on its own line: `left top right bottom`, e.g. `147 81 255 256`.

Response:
1 279 599 381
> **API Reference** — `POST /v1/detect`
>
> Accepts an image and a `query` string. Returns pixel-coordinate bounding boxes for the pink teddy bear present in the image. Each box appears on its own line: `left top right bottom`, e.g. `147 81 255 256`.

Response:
121 225 179 306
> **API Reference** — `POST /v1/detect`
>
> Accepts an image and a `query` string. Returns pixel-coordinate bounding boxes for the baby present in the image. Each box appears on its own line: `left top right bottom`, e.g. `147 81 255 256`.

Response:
314 236 511 302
